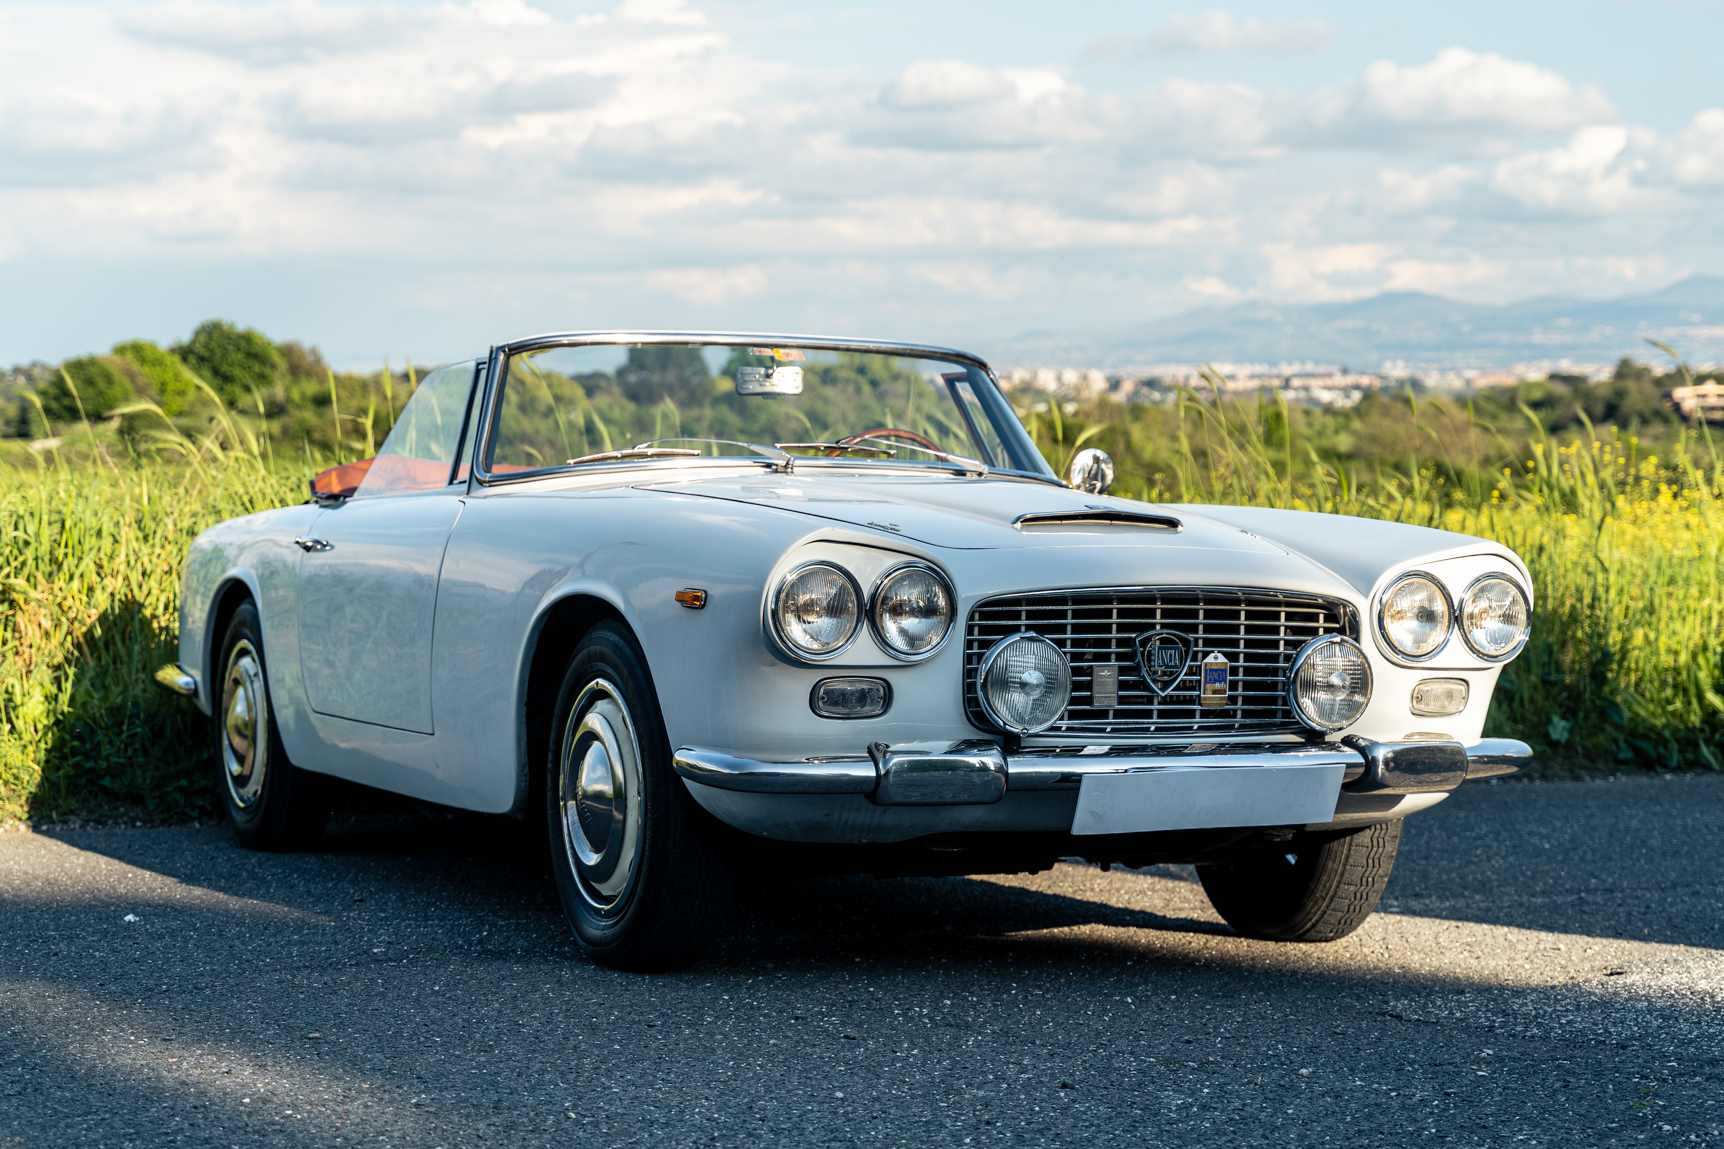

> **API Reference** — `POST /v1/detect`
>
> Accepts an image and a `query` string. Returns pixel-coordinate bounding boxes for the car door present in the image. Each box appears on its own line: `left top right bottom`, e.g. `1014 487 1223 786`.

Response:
296 491 465 733
296 361 481 734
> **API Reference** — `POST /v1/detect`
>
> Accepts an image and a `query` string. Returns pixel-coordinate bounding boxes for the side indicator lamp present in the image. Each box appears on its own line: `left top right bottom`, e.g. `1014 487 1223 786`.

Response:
810 677 891 719
675 588 707 609
1411 677 1468 717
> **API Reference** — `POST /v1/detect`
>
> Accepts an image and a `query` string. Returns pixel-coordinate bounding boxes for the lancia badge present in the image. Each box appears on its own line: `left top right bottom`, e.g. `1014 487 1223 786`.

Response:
1200 651 1230 708
1133 630 1193 696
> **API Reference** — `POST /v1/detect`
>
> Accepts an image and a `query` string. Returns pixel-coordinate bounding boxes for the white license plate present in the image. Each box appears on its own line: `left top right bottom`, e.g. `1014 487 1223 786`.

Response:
1070 762 1345 835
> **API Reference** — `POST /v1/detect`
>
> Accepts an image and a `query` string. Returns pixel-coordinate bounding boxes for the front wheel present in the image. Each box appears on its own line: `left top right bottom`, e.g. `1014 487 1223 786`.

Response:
216 602 331 850
546 621 736 971
1196 819 1402 942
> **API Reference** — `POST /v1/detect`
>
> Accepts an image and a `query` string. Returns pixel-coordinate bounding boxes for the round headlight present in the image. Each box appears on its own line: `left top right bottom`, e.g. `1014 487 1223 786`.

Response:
772 562 862 659
870 563 954 658
1378 573 1452 661
1288 635 1372 732
1459 575 1530 660
977 632 1071 734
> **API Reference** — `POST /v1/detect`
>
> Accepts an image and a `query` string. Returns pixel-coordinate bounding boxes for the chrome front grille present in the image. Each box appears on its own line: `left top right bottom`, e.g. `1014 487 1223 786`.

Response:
963 587 1357 737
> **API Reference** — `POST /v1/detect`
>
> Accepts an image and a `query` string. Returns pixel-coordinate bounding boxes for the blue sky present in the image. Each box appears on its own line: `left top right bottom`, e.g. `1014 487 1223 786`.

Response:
2 0 1721 365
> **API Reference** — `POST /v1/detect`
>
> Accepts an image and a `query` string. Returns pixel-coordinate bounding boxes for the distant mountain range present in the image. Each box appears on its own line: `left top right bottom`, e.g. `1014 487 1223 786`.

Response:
994 276 1724 373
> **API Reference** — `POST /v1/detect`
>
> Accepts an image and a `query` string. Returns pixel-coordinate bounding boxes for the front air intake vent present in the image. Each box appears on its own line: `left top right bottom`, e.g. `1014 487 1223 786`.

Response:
964 587 1357 738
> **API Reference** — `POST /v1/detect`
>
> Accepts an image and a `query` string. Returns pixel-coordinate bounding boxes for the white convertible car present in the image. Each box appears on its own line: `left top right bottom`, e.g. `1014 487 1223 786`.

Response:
158 333 1531 970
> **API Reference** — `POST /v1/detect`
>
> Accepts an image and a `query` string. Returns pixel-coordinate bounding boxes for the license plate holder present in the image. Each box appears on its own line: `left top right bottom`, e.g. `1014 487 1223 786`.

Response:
1070 761 1345 835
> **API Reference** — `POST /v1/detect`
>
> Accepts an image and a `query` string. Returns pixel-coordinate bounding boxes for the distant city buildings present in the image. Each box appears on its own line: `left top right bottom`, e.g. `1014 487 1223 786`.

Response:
1003 358 1622 409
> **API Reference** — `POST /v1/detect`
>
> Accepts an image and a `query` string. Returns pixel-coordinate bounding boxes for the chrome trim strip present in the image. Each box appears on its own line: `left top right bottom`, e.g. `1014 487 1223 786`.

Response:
672 748 877 795
1455 573 1534 663
1007 741 1360 791
153 663 198 698
866 560 957 663
1373 570 1455 666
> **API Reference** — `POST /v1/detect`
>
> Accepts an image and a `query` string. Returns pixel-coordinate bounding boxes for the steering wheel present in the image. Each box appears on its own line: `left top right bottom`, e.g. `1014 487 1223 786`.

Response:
839 427 943 454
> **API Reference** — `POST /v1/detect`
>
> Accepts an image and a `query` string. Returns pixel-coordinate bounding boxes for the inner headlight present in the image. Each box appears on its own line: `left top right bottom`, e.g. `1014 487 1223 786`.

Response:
978 632 1070 734
870 563 954 658
1459 575 1530 660
772 562 862 659
1379 573 1452 661
1288 635 1372 732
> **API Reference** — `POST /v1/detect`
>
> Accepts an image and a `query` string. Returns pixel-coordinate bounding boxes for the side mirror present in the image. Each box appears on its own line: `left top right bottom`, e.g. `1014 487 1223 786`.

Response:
1067 447 1114 494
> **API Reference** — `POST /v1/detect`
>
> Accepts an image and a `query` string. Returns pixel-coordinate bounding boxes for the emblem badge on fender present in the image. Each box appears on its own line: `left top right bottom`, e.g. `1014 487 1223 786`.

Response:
1133 630 1194 696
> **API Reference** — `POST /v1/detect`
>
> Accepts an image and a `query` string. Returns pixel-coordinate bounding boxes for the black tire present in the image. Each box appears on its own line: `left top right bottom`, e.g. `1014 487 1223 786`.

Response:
1196 819 1402 942
545 620 735 971
215 602 331 850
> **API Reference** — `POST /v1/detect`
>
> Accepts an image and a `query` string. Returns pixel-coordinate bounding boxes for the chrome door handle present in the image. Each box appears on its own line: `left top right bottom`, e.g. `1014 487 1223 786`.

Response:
294 537 334 553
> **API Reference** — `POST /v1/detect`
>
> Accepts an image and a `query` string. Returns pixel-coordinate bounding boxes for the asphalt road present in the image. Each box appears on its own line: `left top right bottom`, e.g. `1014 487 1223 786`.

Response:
3 773 1722 1148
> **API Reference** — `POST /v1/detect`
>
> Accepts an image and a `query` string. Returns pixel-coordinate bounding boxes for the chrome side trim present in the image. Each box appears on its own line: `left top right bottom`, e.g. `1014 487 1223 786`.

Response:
1464 737 1533 779
672 747 876 795
154 663 198 697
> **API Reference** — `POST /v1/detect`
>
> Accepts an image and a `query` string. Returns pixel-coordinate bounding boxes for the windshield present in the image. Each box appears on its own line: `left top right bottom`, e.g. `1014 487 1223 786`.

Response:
485 342 1051 478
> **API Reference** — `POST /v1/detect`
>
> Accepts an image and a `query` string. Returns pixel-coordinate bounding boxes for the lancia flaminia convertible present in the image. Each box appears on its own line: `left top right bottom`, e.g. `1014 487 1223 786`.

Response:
159 333 1531 971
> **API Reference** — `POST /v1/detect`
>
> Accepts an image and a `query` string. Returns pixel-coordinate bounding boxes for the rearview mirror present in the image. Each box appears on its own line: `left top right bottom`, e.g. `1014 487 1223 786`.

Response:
1067 447 1114 494
734 365 803 396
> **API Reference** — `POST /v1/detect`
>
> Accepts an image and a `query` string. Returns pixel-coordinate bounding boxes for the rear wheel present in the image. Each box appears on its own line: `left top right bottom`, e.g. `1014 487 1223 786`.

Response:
1196 819 1402 942
546 621 735 971
217 602 331 850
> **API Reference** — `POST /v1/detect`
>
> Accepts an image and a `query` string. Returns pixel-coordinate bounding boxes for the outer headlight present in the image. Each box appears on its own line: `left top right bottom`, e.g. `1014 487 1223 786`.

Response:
771 562 863 659
870 563 954 659
1459 575 1530 661
977 632 1071 734
1288 635 1372 732
1378 573 1451 661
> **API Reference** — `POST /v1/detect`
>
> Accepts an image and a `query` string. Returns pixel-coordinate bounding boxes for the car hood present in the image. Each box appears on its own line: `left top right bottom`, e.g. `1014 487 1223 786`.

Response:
638 473 1288 555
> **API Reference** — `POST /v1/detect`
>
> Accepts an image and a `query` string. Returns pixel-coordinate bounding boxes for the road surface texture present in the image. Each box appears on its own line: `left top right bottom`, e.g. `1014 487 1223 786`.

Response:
3 773 1721 1148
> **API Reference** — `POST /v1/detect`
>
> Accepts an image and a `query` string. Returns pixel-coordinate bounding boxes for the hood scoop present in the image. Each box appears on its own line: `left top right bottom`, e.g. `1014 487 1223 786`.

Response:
1013 508 1182 532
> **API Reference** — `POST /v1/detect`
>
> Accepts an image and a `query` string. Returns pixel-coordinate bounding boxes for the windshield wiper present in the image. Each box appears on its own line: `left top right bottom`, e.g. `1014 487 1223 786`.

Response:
628 438 794 470
774 442 896 457
566 447 702 466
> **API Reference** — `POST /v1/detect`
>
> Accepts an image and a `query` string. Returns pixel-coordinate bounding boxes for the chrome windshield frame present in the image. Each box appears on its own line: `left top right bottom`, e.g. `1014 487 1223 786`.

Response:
469 331 1056 488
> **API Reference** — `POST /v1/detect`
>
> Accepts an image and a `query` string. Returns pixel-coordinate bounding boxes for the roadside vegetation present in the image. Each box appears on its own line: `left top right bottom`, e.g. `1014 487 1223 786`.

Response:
1 324 1718 823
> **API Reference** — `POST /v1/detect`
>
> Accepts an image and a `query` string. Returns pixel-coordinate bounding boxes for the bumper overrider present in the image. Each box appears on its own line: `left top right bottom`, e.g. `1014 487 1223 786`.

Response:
673 737 1530 839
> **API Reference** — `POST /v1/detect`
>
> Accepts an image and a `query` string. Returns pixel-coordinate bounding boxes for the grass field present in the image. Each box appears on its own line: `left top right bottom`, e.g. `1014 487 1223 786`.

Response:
2 374 1719 823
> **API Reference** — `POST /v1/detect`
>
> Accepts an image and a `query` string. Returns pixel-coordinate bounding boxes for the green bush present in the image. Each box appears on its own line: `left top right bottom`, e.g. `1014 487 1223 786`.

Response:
178 320 283 408
38 357 136 422
112 340 202 416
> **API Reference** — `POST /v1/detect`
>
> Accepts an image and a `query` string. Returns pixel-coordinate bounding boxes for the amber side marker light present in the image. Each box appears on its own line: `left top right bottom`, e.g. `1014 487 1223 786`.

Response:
675 588 708 609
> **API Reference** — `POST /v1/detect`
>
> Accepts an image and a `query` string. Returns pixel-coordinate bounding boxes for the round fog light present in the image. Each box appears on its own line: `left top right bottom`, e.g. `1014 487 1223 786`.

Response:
1288 635 1372 733
977 632 1071 734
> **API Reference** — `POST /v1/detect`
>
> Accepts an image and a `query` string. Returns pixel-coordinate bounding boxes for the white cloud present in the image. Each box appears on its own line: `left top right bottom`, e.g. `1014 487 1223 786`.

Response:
0 4 1718 363
1309 48 1616 145
1089 11 1332 56
1490 124 1651 215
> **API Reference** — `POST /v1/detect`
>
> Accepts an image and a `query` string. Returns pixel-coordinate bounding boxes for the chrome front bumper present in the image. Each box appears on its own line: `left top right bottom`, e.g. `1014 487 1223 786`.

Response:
674 737 1530 804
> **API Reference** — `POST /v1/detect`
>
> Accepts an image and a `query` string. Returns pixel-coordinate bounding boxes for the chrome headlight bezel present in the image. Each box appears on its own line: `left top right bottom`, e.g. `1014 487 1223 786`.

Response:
1375 571 1454 664
768 560 865 662
975 631 1071 735
867 561 956 662
1286 634 1374 733
1457 573 1532 663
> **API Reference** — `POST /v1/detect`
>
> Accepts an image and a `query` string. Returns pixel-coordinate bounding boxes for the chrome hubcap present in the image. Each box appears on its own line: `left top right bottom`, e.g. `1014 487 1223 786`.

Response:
221 641 268 809
558 680 643 912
